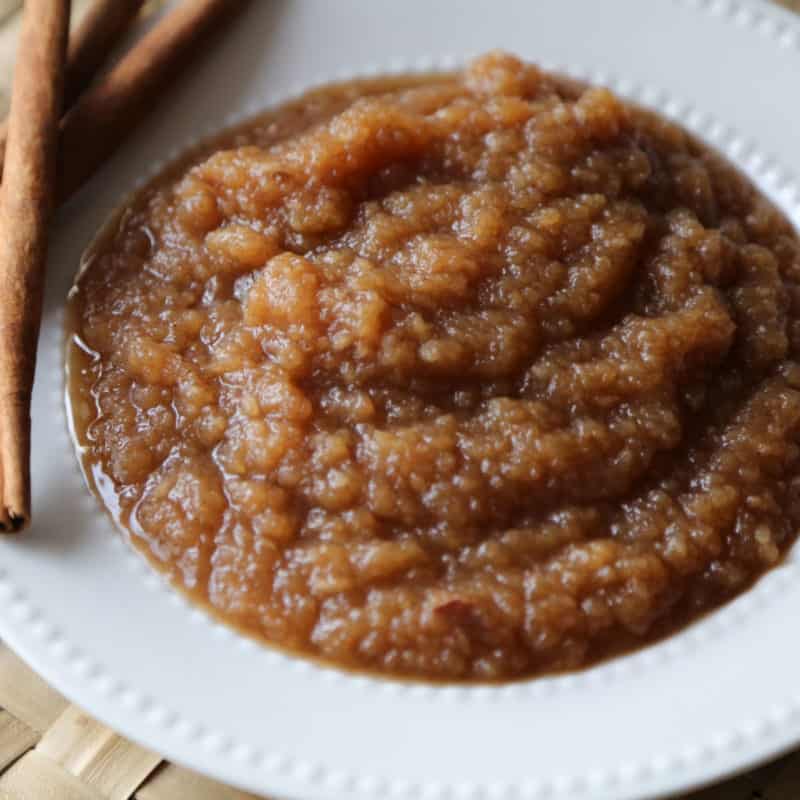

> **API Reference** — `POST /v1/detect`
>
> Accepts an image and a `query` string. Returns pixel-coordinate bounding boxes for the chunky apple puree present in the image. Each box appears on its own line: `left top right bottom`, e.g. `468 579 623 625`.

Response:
67 53 800 680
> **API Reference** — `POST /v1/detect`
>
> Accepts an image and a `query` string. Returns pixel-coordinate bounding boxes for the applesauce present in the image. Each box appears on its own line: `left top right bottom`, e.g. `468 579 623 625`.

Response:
67 53 800 681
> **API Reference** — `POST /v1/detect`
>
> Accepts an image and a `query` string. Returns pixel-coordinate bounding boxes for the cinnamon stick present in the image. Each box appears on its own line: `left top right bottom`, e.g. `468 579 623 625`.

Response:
64 0 146 108
0 0 145 177
58 0 249 201
0 0 69 531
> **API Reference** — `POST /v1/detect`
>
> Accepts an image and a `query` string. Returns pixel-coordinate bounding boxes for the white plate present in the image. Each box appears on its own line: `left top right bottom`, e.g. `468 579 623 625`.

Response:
2 1 800 798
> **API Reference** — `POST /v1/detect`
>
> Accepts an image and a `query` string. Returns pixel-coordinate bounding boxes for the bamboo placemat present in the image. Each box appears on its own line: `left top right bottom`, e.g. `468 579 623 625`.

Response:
1 1 800 798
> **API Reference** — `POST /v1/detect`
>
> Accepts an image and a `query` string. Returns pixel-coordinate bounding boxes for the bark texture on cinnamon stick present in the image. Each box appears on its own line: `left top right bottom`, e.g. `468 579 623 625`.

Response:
58 0 250 202
0 0 144 177
64 0 146 107
0 0 70 531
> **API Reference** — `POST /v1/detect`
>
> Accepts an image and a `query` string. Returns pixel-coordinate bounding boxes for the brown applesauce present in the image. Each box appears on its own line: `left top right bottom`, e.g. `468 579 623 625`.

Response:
66 52 800 681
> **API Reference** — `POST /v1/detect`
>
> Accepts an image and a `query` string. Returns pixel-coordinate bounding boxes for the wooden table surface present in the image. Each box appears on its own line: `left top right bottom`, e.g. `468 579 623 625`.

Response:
0 1 799 798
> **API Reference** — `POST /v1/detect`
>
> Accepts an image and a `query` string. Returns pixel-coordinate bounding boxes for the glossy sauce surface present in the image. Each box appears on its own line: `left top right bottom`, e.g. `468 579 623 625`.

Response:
68 53 800 681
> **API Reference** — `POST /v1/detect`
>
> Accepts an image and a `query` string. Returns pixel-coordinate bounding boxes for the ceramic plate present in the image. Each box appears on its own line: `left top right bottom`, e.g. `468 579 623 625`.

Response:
2 1 800 798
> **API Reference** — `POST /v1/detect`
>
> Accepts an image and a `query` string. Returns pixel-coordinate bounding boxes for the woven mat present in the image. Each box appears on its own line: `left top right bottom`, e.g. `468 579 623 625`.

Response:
2 1 800 798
